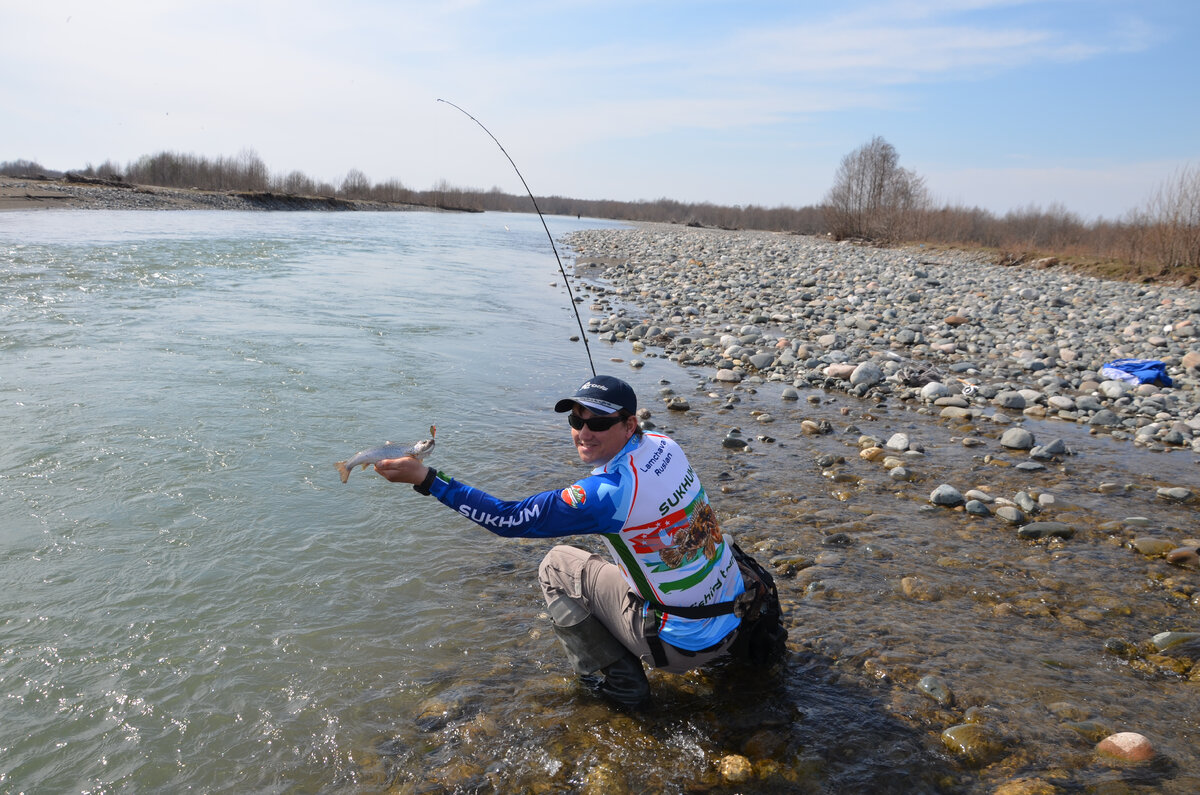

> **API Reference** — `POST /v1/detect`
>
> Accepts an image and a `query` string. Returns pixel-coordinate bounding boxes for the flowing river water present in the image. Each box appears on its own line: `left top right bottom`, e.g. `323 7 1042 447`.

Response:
1 209 1197 793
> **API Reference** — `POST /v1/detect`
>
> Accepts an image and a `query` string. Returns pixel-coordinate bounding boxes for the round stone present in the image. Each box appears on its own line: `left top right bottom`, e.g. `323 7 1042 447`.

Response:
930 484 964 506
1096 732 1154 762
1000 427 1035 450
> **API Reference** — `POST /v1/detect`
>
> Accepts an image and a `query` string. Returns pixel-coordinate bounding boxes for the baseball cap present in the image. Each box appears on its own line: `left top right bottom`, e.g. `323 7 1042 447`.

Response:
553 375 637 416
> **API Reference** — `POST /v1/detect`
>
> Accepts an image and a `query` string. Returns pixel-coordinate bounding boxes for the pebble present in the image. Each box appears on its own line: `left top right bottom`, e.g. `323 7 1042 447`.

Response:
1156 486 1195 502
940 723 1006 767
917 674 955 706
1166 547 1199 567
1096 731 1155 763
1017 521 1075 540
1000 427 1035 450
1130 537 1177 557
929 484 964 506
718 754 753 783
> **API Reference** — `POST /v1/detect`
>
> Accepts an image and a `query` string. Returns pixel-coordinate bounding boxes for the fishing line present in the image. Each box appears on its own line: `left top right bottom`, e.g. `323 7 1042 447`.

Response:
438 98 597 377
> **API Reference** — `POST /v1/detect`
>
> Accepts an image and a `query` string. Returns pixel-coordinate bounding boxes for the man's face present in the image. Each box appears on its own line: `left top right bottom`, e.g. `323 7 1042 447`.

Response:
570 405 636 465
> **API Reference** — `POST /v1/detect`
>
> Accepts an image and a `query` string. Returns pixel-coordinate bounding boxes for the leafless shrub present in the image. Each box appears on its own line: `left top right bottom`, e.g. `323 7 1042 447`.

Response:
1140 164 1200 271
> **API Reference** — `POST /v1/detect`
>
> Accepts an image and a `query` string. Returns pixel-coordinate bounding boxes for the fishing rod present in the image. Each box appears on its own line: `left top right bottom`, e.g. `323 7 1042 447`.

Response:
438 98 597 377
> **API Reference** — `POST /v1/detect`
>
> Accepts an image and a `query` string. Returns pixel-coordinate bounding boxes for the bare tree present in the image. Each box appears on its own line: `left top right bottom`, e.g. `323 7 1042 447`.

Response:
341 168 371 198
1142 164 1200 271
823 136 928 241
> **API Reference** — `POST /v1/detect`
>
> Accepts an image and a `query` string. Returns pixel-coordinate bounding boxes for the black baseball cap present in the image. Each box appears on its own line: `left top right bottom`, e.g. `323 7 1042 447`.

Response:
554 375 637 416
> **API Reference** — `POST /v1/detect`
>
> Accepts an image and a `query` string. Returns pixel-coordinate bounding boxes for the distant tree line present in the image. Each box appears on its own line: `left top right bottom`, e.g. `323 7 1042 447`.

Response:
2 145 1196 281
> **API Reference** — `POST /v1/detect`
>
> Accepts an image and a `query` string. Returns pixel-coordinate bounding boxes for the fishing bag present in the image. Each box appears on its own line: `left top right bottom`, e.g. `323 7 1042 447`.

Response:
642 541 787 667
725 542 788 666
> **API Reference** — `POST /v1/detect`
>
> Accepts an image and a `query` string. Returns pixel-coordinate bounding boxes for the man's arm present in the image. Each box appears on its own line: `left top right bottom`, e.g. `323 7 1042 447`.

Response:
375 458 622 539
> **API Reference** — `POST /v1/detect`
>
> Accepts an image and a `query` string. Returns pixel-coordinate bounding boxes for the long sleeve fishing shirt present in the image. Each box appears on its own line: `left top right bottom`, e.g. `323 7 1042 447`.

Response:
419 431 745 651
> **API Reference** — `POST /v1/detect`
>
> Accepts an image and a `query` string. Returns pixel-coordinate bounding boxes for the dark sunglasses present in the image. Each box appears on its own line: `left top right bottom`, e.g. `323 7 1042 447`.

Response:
567 413 626 432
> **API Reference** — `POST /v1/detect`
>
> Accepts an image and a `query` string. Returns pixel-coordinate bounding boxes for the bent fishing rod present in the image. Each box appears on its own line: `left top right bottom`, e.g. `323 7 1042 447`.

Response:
438 98 597 377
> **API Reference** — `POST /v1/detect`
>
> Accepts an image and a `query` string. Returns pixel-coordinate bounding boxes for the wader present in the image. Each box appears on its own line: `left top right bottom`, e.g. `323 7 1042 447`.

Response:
539 545 739 709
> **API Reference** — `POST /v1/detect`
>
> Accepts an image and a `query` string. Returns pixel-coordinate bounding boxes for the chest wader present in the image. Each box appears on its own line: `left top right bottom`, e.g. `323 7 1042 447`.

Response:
547 595 650 711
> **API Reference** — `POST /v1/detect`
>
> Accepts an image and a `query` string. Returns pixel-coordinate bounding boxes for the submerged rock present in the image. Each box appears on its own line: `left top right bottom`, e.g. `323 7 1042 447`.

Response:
1096 731 1155 763
917 674 954 706
940 723 1006 767
1017 521 1075 540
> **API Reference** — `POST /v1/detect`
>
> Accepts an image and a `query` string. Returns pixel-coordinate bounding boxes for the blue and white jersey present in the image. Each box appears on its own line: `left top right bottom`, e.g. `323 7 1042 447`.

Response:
425 431 744 651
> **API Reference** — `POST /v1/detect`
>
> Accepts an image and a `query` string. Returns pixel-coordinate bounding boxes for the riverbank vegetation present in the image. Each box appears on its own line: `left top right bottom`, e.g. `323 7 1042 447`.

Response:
2 144 1197 286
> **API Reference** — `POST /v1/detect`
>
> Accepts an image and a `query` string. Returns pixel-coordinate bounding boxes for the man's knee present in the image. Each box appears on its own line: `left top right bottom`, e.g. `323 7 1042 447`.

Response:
538 544 591 595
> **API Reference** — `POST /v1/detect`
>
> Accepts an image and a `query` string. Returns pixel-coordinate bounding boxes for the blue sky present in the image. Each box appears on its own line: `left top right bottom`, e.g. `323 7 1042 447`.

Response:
4 0 1197 220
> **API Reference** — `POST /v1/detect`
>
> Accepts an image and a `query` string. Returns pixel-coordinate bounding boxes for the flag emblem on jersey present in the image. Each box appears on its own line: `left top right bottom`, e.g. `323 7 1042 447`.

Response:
560 484 587 508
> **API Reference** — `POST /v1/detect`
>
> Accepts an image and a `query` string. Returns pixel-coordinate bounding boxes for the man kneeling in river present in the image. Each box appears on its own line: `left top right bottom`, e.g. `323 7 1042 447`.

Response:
375 375 782 710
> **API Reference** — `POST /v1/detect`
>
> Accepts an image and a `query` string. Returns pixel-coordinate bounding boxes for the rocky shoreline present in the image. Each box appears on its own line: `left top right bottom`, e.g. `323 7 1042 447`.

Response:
565 224 1200 457
554 223 1200 790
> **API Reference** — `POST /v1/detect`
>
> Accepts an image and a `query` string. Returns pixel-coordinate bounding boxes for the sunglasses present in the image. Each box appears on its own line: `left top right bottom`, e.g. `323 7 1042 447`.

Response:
567 413 626 432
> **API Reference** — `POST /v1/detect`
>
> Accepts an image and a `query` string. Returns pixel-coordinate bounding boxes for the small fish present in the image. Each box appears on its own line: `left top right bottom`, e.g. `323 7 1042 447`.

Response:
335 425 436 483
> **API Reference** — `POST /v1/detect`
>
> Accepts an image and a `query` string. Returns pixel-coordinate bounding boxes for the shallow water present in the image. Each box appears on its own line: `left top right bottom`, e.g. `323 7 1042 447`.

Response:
2 210 1198 793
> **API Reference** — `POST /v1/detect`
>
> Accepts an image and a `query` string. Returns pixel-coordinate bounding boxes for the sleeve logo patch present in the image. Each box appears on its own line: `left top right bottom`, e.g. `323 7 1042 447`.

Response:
560 484 587 508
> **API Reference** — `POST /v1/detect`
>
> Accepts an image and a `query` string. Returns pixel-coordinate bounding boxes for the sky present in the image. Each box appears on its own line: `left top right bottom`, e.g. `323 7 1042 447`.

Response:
3 0 1198 221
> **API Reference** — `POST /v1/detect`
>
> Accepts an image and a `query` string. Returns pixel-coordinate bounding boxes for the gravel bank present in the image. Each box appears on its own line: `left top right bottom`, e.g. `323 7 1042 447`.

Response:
0 176 428 212
566 224 1200 456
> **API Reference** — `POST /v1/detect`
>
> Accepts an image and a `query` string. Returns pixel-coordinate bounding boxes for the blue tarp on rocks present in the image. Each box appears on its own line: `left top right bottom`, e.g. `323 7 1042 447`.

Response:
1099 358 1174 387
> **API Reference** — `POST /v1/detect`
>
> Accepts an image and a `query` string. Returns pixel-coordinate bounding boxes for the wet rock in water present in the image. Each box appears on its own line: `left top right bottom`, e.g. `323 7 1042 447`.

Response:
1103 638 1141 660
917 674 954 706
718 754 753 783
940 723 1006 767
964 499 991 516
1130 537 1176 557
1090 409 1121 427
714 368 742 383
1166 546 1200 567
885 432 910 451
992 777 1059 795
1149 631 1200 653
860 446 885 461
667 396 691 411
1156 486 1195 503
1000 427 1035 450
901 576 943 601
1096 731 1155 763
1029 438 1068 460
1013 491 1038 513
582 760 628 795
781 387 800 400
1065 720 1113 743
1017 521 1075 540
930 484 964 507
995 506 1026 525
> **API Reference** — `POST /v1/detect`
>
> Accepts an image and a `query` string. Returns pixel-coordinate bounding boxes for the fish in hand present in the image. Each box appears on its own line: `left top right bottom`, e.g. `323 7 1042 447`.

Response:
335 425 436 483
